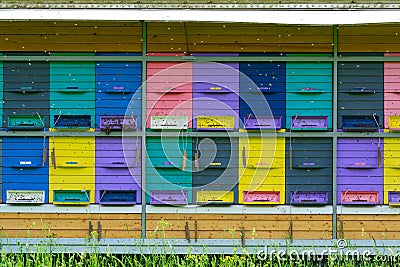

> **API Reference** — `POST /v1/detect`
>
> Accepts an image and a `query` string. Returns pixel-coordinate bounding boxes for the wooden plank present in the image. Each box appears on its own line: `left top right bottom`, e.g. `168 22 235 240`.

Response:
339 36 400 44
0 213 141 220
293 231 333 240
342 231 400 240
0 43 141 52
146 214 331 240
341 221 398 232
146 230 289 239
339 44 400 53
0 230 92 238
0 21 141 52
148 23 333 36
149 35 332 44
147 22 332 53
146 220 291 231
0 21 141 28
339 25 400 36
147 43 333 52
338 214 400 221
99 230 142 238
146 214 331 221
0 26 141 35
1 35 139 44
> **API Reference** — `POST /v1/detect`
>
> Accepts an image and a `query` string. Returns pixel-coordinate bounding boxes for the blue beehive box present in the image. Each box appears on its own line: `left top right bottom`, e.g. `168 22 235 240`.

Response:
239 53 286 129
2 137 48 203
96 53 142 131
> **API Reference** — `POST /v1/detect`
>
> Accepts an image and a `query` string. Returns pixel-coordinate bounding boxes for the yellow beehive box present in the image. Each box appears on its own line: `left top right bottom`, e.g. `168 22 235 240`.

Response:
238 136 285 204
49 136 95 203
384 138 400 204
196 191 234 204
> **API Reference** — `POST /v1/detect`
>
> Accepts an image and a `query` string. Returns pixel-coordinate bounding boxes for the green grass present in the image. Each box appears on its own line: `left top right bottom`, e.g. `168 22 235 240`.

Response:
0 242 398 267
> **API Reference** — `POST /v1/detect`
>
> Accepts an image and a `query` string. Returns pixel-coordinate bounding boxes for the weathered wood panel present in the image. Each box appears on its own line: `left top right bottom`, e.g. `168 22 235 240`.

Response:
147 22 334 53
0 213 142 238
338 24 400 52
0 21 142 52
338 214 400 240
146 214 332 239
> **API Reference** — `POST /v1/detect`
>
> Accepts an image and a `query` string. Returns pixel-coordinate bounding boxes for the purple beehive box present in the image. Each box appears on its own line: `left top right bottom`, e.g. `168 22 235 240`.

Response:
192 54 239 130
96 137 141 204
290 191 329 204
243 116 282 130
337 138 383 204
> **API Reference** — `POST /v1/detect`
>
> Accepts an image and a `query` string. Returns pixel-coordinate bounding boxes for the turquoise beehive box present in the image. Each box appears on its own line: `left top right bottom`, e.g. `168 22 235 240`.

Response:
286 54 332 131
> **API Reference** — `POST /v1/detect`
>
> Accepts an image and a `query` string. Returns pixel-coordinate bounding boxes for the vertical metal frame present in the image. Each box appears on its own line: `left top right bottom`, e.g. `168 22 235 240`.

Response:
141 21 147 238
332 25 338 239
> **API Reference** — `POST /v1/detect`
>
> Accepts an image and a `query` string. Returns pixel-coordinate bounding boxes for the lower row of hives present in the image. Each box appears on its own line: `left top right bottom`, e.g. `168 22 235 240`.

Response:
2 136 399 206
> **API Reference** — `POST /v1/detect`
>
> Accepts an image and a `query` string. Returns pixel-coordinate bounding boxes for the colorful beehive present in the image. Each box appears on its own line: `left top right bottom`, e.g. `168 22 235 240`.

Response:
286 54 332 131
238 136 285 204
146 53 192 130
384 53 400 130
49 136 95 204
338 56 384 131
146 136 192 204
3 53 49 130
96 53 142 131
337 138 383 205
50 53 95 129
285 137 332 205
383 138 400 205
96 137 141 204
2 137 48 204
239 55 286 130
193 54 239 131
192 137 238 204
0 138 2 203
0 54 2 128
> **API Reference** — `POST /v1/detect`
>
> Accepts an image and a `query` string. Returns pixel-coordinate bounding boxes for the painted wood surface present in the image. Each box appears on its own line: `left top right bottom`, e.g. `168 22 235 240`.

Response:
286 54 332 131
285 137 333 205
96 53 142 130
384 138 400 204
2 137 49 203
146 136 192 204
337 138 383 205
384 53 400 130
146 54 192 129
193 55 239 130
239 56 286 129
95 137 141 204
49 136 95 203
238 136 285 204
3 53 50 129
338 58 384 130
50 53 96 128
